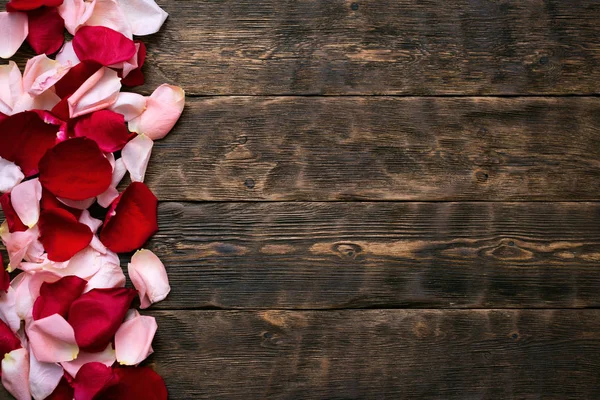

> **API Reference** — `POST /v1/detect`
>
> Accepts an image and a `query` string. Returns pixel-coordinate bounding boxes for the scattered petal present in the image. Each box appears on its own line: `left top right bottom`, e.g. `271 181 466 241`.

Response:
103 366 167 400
40 188 82 220
22 55 71 97
0 61 24 115
1 348 30 400
58 0 96 35
29 351 63 400
61 343 115 378
85 0 132 38
129 84 185 140
74 110 132 152
128 249 170 308
55 40 80 66
0 287 22 333
0 157 24 193
68 66 121 118
115 314 156 365
10 178 42 228
38 209 93 262
118 0 168 36
107 92 145 121
72 362 118 400
32 276 87 320
84 261 125 292
54 61 100 99
27 314 78 363
122 134 153 182
0 12 28 59
1 224 40 271
26 7 65 56
73 26 136 66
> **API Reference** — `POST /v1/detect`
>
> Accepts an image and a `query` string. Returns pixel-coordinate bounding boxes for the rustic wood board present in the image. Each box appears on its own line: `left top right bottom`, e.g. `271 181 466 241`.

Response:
144 96 600 201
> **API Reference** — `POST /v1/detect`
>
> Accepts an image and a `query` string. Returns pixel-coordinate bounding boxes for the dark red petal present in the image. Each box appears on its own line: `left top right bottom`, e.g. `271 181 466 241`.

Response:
33 276 87 320
102 367 167 400
0 111 61 177
73 26 136 66
121 41 146 87
0 112 7 124
73 362 119 400
41 188 82 219
0 254 9 293
26 7 65 55
74 110 133 153
46 378 74 400
100 183 158 253
54 61 101 99
6 0 62 11
39 137 113 201
0 319 21 356
0 193 28 233
38 209 93 262
68 288 137 352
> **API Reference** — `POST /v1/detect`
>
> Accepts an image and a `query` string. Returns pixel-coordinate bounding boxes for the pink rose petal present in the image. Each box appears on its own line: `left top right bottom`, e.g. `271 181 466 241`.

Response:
59 0 96 35
0 287 21 333
85 0 132 38
68 67 121 118
128 249 170 308
0 12 29 59
27 314 79 363
119 0 168 36
55 40 80 66
115 314 156 365
129 84 185 140
0 61 24 115
1 225 40 271
84 262 125 292
22 55 71 97
122 134 153 183
1 348 30 400
0 157 25 193
29 351 63 400
11 178 42 228
97 158 126 208
108 92 146 122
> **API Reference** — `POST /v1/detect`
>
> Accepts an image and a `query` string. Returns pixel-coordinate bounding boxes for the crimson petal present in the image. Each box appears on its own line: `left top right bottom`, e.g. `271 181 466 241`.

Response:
0 111 62 177
73 26 136 66
72 362 119 400
41 188 83 219
0 193 28 233
6 0 62 11
68 288 137 352
74 110 133 153
26 7 65 55
102 367 167 400
54 61 101 99
121 41 146 87
46 378 74 400
0 253 8 293
33 275 87 320
100 182 158 253
0 319 21 356
39 137 113 201
39 209 93 262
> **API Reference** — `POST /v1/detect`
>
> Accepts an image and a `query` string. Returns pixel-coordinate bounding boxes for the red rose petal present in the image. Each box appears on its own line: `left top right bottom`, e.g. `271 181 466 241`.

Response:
68 288 137 352
33 276 87 320
74 110 133 153
0 193 28 232
46 378 74 400
102 367 167 400
39 209 93 262
0 319 21 356
41 188 83 219
0 253 9 293
0 112 7 124
72 362 119 400
100 182 158 253
26 6 65 55
6 0 62 11
73 26 136 66
54 61 101 99
39 137 113 201
121 41 146 87
0 111 62 177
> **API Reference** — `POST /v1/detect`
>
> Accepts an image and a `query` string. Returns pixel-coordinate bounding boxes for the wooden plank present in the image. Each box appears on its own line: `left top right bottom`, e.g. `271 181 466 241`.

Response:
7 0 600 95
137 310 600 398
144 201 600 309
144 96 600 201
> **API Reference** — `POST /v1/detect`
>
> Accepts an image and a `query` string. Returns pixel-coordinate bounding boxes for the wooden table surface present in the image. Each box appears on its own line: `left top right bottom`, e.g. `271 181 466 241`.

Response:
4 0 600 399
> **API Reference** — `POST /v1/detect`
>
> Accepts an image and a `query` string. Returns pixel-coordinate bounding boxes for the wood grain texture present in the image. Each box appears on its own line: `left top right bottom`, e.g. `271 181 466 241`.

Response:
145 201 600 309
144 310 600 399
144 96 600 201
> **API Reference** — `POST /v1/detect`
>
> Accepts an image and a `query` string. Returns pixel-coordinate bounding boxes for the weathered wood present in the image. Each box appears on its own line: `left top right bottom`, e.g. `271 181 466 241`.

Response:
144 96 600 201
150 310 600 399
143 201 600 309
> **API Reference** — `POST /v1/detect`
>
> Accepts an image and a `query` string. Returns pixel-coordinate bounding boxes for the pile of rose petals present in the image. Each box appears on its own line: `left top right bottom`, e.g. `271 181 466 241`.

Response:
0 0 184 398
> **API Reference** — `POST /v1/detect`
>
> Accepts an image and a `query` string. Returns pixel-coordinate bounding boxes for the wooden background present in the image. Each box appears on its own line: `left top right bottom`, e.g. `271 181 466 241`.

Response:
3 0 600 398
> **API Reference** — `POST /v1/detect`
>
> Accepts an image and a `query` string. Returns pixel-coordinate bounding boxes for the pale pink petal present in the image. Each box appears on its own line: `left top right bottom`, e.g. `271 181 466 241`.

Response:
0 12 28 59
2 348 30 400
114 314 156 365
119 0 168 36
84 262 125 292
0 287 21 333
96 186 119 209
61 343 115 378
11 179 42 228
128 249 170 308
0 224 40 272
27 314 79 363
58 247 102 278
59 0 97 35
123 308 139 322
97 157 127 208
57 196 96 210
29 351 63 400
0 157 24 193
0 61 24 115
22 55 72 97
129 84 185 140
68 67 121 118
122 134 153 183
78 210 103 233
108 92 146 122
85 0 132 38
55 41 81 66
12 91 61 115
12 272 34 320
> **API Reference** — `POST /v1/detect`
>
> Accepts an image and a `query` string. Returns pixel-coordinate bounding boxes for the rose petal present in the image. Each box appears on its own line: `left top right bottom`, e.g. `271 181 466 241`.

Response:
100 182 158 253
122 134 153 183
38 209 93 262
68 288 136 352
128 249 170 309
68 66 121 118
107 92 145 121
0 111 62 177
58 0 96 35
73 26 136 66
61 343 115 378
121 41 146 87
118 0 167 36
7 0 63 11
84 0 132 38
40 188 82 220
0 157 24 193
22 55 71 97
27 314 78 363
1 224 40 271
54 61 99 99
74 110 132 152
2 348 30 400
46 378 73 399
114 314 156 365
55 40 80 67
32 276 87 321
129 84 184 140
72 362 119 400
1 193 27 232
102 366 167 400
0 319 22 356
29 351 63 400
0 12 28 59
11 178 42 228
97 158 126 208
39 137 113 201
0 287 22 333
26 7 65 56
0 61 24 115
